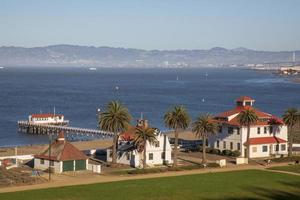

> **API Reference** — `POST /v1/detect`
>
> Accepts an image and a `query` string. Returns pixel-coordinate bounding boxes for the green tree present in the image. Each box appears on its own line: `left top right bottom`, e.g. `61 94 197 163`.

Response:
134 127 157 169
164 106 190 167
192 114 218 164
283 108 299 156
99 101 132 166
238 109 258 160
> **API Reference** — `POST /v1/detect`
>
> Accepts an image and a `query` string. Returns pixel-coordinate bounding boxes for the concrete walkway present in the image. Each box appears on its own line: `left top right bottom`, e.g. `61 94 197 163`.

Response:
1 162 298 194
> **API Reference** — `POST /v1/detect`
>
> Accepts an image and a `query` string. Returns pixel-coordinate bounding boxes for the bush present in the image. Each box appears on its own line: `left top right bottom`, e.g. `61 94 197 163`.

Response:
205 147 213 153
222 149 232 156
230 150 241 157
210 148 221 155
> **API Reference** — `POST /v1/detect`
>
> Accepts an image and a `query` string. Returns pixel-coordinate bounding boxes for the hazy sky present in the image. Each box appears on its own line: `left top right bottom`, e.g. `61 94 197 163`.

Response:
1 0 299 50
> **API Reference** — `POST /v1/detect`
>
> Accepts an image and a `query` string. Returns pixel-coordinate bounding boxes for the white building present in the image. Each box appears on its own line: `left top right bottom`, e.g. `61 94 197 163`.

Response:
29 113 68 125
107 119 173 168
34 132 88 173
209 96 288 158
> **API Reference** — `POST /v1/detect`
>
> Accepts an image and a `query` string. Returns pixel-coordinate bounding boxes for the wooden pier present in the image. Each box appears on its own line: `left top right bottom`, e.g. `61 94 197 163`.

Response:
17 121 114 138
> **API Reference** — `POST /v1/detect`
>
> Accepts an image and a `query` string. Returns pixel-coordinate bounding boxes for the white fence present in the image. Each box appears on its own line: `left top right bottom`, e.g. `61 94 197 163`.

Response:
88 164 101 173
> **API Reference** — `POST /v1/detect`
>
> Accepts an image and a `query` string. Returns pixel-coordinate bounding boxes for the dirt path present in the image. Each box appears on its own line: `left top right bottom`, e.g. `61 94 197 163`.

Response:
1 163 297 194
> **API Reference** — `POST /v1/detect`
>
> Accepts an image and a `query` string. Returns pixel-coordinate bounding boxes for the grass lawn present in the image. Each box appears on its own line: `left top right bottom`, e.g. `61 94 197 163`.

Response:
268 165 300 174
0 170 300 200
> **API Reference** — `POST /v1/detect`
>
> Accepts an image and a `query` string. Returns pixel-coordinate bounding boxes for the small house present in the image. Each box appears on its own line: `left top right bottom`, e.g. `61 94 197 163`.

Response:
34 132 88 173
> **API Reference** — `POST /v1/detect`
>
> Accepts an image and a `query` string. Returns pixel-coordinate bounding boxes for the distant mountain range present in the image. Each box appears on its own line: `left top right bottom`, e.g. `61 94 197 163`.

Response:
0 45 299 68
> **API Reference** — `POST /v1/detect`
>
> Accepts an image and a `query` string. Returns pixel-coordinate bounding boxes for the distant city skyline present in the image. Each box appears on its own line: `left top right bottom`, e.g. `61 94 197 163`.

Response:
1 0 300 51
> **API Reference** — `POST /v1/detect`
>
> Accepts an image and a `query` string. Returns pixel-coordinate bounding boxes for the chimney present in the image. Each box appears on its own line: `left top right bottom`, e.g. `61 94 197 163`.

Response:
57 131 65 142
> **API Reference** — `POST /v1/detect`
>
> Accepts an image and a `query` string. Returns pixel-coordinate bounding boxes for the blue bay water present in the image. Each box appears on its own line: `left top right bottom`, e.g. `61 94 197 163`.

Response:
0 67 299 147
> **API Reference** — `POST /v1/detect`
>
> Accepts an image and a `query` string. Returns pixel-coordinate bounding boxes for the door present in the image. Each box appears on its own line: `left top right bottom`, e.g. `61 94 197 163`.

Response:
63 160 74 171
75 160 86 171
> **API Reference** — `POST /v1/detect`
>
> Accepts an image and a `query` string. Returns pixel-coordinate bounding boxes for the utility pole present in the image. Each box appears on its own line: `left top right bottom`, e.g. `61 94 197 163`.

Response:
96 108 101 129
48 134 52 181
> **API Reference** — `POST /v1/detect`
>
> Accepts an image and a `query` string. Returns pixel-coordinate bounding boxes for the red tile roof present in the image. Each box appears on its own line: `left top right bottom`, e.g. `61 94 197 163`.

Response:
244 137 287 145
35 134 87 161
31 114 63 118
236 96 254 102
214 104 281 126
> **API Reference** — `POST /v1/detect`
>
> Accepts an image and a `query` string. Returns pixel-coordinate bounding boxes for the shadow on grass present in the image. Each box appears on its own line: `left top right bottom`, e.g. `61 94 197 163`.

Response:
207 181 300 200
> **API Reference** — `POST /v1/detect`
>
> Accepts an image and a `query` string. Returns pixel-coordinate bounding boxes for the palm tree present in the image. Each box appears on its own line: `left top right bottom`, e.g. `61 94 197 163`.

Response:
238 109 258 160
99 101 132 165
192 114 218 164
134 127 157 169
283 108 299 156
164 106 190 167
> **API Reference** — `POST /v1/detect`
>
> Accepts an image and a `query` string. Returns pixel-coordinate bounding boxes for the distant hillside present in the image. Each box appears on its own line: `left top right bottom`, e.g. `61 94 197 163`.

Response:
0 45 299 67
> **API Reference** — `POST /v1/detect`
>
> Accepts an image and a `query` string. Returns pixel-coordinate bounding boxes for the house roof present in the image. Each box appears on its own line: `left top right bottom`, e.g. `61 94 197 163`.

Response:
31 114 63 118
214 100 283 126
244 137 287 145
236 96 255 102
35 132 87 161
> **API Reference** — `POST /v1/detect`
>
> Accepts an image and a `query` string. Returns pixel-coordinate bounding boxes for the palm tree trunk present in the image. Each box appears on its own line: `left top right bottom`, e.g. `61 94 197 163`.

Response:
202 135 206 164
246 126 250 160
112 133 118 166
288 126 293 157
143 141 147 169
173 129 178 167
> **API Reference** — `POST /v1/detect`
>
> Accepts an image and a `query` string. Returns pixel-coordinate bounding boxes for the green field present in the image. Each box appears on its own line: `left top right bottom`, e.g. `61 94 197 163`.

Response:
269 165 300 174
0 170 300 200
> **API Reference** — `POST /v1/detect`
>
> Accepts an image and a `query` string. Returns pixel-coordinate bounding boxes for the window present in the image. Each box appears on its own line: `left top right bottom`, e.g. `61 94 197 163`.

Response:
218 126 222 133
223 141 226 149
237 128 240 135
228 127 233 134
237 143 241 151
281 144 286 151
245 102 252 106
252 147 257 153
50 161 54 166
155 141 160 148
40 159 44 165
257 127 261 134
216 140 219 148
269 126 273 134
230 142 233 150
275 144 279 152
149 153 153 160
161 152 165 159
264 127 267 134
262 145 268 152
126 152 130 160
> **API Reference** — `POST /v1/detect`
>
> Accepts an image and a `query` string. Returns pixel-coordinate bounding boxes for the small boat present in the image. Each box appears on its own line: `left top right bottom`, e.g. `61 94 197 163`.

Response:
176 76 179 81
115 86 119 91
0 66 4 69
89 67 97 71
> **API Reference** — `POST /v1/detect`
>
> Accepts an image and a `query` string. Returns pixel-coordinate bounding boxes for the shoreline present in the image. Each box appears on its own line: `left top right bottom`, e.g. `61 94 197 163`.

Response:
0 130 197 157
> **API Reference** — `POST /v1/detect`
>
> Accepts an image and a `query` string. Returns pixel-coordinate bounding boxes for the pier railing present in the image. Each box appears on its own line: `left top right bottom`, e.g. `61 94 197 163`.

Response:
17 120 114 137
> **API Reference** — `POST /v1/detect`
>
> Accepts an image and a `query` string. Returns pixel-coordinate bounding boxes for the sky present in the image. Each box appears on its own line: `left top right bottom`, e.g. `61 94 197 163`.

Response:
0 0 300 51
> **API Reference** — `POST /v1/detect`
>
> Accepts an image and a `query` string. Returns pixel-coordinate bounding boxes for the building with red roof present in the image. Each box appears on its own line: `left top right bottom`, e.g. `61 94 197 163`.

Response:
29 113 69 125
107 119 173 168
34 132 88 173
209 96 288 158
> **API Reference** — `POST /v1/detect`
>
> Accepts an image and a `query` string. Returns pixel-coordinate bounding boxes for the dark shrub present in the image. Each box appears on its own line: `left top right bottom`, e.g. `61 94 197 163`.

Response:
230 150 241 157
210 148 221 155
205 147 213 153
222 149 232 156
